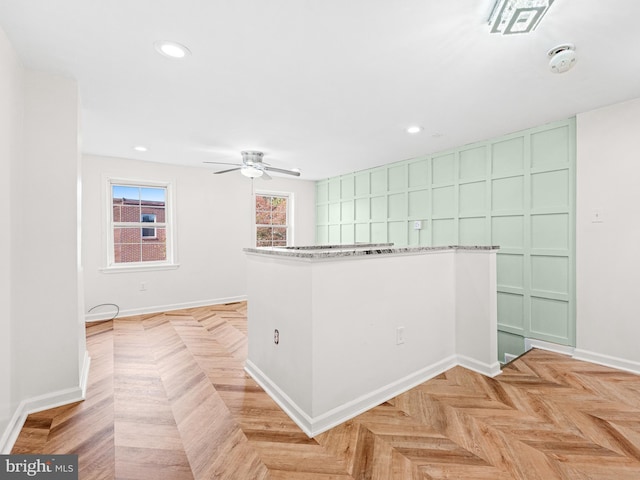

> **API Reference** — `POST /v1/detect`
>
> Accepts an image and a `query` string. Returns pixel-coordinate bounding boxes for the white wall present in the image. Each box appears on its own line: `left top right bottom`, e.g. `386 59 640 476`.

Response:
82 154 316 318
455 250 498 370
11 70 85 399
1 25 87 452
575 97 640 371
0 26 22 438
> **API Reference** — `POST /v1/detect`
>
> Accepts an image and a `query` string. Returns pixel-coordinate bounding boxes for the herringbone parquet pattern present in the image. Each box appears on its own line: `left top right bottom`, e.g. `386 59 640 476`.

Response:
12 302 640 479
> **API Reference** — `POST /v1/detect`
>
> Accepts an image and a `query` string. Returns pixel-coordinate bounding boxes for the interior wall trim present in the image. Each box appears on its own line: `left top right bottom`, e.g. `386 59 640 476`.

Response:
247 355 477 438
524 338 575 356
573 348 640 376
525 338 640 375
0 351 90 454
456 354 502 377
84 295 248 322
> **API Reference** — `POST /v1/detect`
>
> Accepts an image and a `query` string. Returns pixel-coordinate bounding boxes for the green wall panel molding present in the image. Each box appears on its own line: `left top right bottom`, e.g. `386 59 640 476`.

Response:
408 189 429 217
371 222 387 243
355 172 370 196
370 169 387 194
341 224 354 244
459 181 487 216
492 176 524 211
388 193 406 219
497 292 525 330
459 146 487 180
498 331 526 363
328 178 341 202
388 164 406 191
432 153 455 184
531 170 569 209
355 223 370 243
492 215 524 249
341 200 354 223
388 221 407 246
492 137 524 175
355 198 370 221
315 118 576 354
341 175 354 198
531 125 570 168
459 217 488 245
531 213 569 250
408 159 429 187
432 186 456 218
371 196 386 221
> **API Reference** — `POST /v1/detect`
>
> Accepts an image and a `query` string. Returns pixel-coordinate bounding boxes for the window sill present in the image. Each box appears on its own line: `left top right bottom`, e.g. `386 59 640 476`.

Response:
99 263 180 274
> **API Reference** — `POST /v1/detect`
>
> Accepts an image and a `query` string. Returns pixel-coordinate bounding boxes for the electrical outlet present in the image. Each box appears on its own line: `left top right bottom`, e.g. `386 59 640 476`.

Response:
396 326 405 345
413 220 422 230
140 282 147 291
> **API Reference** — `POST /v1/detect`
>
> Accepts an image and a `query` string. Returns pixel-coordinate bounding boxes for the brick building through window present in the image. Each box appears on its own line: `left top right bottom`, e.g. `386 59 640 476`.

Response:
111 184 168 264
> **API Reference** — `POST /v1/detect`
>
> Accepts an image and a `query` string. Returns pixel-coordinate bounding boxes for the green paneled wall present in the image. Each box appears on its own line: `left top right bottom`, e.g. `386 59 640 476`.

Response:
315 119 576 356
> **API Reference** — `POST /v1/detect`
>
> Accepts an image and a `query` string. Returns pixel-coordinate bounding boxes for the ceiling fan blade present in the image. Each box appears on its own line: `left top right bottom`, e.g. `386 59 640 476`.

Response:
264 166 301 176
203 161 242 166
213 167 242 174
261 170 272 180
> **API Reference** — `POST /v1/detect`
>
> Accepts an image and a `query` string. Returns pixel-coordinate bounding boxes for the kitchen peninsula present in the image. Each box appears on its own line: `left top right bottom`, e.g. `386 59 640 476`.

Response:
244 244 500 437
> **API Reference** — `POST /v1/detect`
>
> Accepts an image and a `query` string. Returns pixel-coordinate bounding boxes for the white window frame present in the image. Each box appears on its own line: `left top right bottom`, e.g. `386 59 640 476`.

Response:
254 190 294 247
102 176 179 273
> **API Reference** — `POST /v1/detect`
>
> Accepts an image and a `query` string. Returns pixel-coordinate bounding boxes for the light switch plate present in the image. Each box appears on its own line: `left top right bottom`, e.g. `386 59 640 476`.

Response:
592 209 604 223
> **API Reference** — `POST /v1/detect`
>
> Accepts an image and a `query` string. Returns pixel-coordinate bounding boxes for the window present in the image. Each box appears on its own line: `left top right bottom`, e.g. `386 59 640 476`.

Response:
107 180 175 269
141 213 157 238
255 193 290 247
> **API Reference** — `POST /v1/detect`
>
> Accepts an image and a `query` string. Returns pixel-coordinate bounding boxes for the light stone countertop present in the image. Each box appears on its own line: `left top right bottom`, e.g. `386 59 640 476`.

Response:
244 243 499 259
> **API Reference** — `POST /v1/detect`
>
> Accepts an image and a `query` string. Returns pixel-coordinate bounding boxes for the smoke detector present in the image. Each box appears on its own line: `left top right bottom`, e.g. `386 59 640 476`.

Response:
548 44 577 74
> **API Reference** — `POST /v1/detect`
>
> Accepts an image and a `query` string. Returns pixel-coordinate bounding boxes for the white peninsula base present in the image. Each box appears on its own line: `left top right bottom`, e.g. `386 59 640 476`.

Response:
244 245 500 437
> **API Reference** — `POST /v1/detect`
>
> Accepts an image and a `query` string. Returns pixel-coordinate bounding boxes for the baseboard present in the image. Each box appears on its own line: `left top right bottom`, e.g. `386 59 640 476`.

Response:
85 295 248 322
244 360 314 435
245 355 458 438
308 356 459 436
457 354 502 377
79 350 91 398
524 338 640 376
0 351 90 454
573 348 640 375
524 338 575 356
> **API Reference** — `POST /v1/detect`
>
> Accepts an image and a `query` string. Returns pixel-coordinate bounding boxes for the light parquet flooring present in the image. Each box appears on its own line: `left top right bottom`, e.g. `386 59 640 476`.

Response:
12 302 640 479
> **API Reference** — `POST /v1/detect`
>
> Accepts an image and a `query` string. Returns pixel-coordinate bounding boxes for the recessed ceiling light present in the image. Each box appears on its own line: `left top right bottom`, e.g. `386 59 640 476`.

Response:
133 145 148 152
406 126 423 134
154 40 191 59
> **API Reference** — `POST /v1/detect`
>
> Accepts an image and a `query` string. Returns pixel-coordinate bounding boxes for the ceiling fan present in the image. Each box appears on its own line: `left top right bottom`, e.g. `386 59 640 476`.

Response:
204 151 300 179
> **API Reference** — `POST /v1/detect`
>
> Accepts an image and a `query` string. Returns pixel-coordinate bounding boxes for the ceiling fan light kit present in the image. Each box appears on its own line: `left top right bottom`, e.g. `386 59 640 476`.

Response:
241 165 264 178
204 150 301 179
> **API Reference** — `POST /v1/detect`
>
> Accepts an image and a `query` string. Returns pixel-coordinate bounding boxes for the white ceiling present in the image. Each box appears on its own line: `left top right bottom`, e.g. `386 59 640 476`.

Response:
1 0 640 180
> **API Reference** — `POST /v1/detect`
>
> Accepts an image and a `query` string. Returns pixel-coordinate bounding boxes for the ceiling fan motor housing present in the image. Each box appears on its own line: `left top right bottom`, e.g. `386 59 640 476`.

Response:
241 150 264 165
